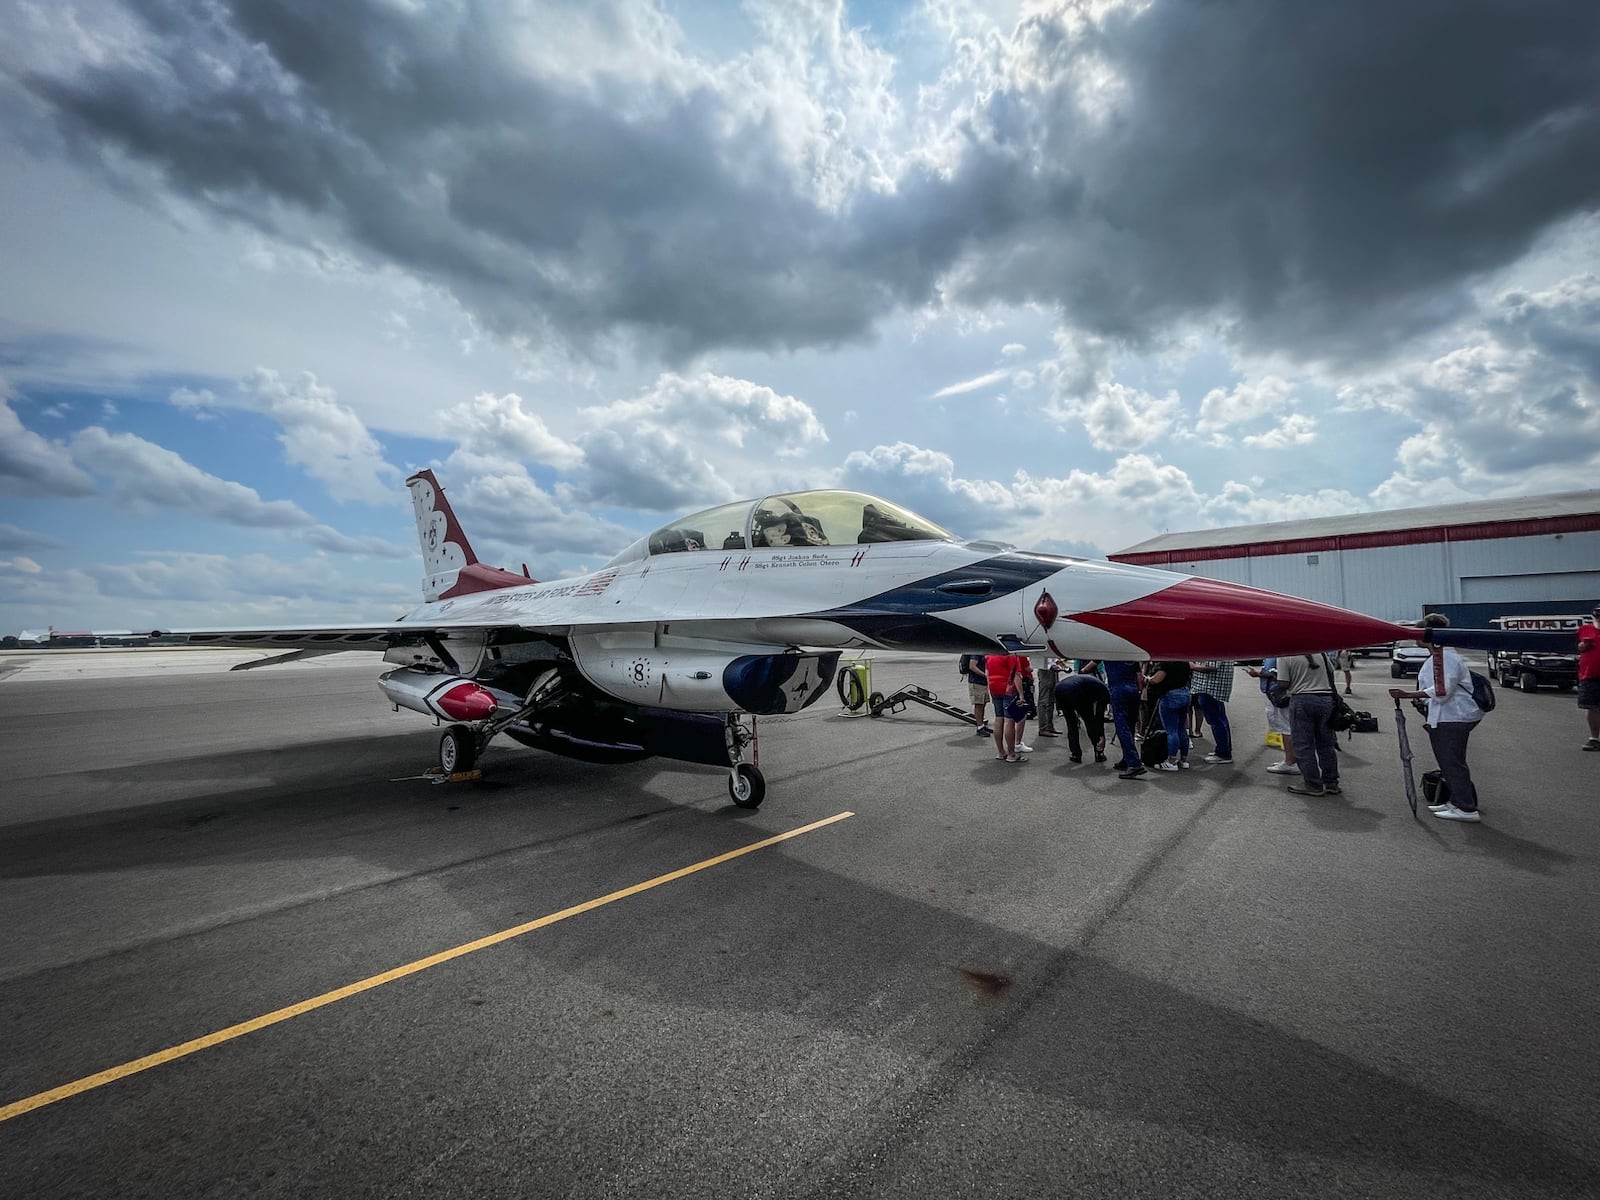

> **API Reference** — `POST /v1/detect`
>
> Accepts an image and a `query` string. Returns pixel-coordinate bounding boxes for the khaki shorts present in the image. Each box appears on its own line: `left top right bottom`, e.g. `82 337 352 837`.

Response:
1336 650 1354 669
968 680 990 706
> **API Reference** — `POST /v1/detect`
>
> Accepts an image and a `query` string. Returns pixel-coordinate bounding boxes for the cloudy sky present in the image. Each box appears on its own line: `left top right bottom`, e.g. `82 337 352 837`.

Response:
2 0 1598 632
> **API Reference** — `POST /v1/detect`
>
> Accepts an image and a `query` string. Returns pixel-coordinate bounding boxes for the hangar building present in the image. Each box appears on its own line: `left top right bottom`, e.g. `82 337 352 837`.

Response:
1109 490 1600 625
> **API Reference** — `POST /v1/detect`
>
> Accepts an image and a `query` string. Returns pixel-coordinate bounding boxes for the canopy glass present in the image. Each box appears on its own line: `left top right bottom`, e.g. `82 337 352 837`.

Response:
606 490 954 564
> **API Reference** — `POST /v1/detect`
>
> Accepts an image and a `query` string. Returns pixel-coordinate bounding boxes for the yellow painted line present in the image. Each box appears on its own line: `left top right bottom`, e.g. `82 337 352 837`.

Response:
1 810 855 1124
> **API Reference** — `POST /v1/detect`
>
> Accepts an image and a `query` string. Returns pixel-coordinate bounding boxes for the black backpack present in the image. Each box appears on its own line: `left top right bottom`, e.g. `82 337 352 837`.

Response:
1469 670 1496 713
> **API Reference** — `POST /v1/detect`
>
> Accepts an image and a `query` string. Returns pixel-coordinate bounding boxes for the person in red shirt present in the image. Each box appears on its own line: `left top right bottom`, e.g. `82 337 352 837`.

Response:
985 653 1034 764
1578 602 1600 751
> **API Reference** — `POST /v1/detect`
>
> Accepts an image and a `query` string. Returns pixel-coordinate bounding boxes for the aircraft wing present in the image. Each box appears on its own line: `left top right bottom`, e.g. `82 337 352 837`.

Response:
147 619 518 651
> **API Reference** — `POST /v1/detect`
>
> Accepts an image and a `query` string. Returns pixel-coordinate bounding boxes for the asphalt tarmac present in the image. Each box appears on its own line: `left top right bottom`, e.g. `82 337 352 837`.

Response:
2 652 1598 1199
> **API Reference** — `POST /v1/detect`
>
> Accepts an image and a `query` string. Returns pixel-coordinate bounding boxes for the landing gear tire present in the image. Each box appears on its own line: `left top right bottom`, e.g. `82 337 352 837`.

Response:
729 763 765 809
867 690 886 717
1519 670 1540 693
440 725 478 774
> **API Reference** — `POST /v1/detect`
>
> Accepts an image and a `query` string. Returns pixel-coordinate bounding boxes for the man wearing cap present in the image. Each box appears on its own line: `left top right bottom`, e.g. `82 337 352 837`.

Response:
1579 603 1600 751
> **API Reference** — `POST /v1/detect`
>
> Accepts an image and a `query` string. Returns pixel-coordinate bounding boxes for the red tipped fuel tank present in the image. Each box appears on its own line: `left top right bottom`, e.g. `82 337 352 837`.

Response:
378 667 508 722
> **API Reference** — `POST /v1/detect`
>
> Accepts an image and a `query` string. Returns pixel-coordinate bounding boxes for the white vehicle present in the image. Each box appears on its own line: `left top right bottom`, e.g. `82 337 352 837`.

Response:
150 471 1459 807
1390 642 1431 678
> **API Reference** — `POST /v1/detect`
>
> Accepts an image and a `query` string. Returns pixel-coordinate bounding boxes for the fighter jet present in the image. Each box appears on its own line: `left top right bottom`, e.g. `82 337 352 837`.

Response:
148 471 1502 808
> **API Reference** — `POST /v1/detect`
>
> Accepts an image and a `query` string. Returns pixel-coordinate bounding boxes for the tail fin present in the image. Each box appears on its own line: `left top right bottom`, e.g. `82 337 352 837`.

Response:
407 470 531 602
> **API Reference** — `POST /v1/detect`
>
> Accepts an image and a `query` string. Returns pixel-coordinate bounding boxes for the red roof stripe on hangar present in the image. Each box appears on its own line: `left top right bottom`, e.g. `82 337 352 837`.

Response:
1110 512 1600 567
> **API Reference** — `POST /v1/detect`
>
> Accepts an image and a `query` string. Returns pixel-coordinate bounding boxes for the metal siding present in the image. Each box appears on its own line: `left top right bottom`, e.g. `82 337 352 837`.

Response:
1169 559 1252 585
1448 529 1600 578
1462 570 1600 602
1339 545 1438 622
1243 552 1341 604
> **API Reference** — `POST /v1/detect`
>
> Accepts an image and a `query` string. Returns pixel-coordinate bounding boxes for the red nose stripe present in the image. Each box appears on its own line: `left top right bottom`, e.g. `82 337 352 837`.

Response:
1066 577 1411 660
435 682 498 721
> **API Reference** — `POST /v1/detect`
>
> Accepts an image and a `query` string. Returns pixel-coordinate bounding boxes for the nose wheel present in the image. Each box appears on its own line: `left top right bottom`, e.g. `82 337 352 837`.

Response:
728 762 766 809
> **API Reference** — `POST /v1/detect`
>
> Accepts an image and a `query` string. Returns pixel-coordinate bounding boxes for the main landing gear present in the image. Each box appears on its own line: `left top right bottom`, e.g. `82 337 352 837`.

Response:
432 669 565 778
439 724 481 774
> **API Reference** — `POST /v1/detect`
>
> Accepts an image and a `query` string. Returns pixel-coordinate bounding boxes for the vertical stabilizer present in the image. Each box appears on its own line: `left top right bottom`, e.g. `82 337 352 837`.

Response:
407 470 530 603
409 470 476 602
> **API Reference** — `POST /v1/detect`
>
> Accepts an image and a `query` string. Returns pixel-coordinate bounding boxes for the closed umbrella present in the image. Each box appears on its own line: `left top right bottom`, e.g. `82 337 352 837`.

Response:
1393 698 1419 819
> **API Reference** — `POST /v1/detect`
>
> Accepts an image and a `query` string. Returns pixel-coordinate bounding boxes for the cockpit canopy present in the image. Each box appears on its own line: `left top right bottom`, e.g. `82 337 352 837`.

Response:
607 490 955 565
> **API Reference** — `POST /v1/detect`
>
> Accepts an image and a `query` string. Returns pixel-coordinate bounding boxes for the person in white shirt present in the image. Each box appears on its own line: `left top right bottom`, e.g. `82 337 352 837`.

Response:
1389 613 1484 822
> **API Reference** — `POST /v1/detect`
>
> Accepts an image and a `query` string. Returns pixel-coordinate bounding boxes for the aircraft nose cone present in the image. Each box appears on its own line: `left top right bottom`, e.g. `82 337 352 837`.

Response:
1063 576 1409 660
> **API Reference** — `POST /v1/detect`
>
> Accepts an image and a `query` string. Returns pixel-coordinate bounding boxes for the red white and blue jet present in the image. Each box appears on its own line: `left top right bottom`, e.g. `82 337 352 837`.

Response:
152 471 1485 807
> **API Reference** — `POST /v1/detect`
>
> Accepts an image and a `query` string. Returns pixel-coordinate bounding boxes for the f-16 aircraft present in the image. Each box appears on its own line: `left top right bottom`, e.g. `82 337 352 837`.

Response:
150 471 1519 808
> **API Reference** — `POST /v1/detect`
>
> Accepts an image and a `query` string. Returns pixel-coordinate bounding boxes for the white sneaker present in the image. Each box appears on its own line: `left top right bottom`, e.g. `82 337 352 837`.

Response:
1203 753 1233 764
1266 762 1299 775
1433 804 1481 823
1152 760 1179 771
1426 801 1451 812
1016 743 1034 754
1177 759 1192 770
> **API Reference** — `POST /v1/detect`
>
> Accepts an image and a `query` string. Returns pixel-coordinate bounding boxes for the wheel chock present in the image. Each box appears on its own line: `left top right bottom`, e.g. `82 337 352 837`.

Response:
390 768 484 784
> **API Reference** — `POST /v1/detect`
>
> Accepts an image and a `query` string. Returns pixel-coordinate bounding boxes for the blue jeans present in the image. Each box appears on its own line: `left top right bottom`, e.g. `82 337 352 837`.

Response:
1158 689 1192 761
1110 684 1141 765
1196 693 1232 758
1289 693 1339 787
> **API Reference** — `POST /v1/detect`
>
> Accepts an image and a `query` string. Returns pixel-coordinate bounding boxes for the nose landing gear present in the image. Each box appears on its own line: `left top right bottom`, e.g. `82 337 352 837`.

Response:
725 712 764 808
728 762 766 808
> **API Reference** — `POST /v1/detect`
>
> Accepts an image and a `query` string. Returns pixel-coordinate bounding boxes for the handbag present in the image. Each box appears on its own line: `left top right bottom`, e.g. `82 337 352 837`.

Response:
1267 678 1292 708
1322 657 1358 733
1019 671 1038 719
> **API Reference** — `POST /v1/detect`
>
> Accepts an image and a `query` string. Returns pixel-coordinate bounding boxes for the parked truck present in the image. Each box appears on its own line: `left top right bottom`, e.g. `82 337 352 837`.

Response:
1487 615 1583 692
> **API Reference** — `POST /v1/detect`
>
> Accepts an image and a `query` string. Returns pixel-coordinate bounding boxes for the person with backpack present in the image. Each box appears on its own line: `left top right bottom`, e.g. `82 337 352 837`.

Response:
958 652 991 737
1389 613 1484 823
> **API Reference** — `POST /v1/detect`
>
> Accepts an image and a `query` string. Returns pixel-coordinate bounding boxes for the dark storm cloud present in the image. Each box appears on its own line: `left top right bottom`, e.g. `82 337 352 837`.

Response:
21 0 917 358
18 0 1600 363
938 0 1600 360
